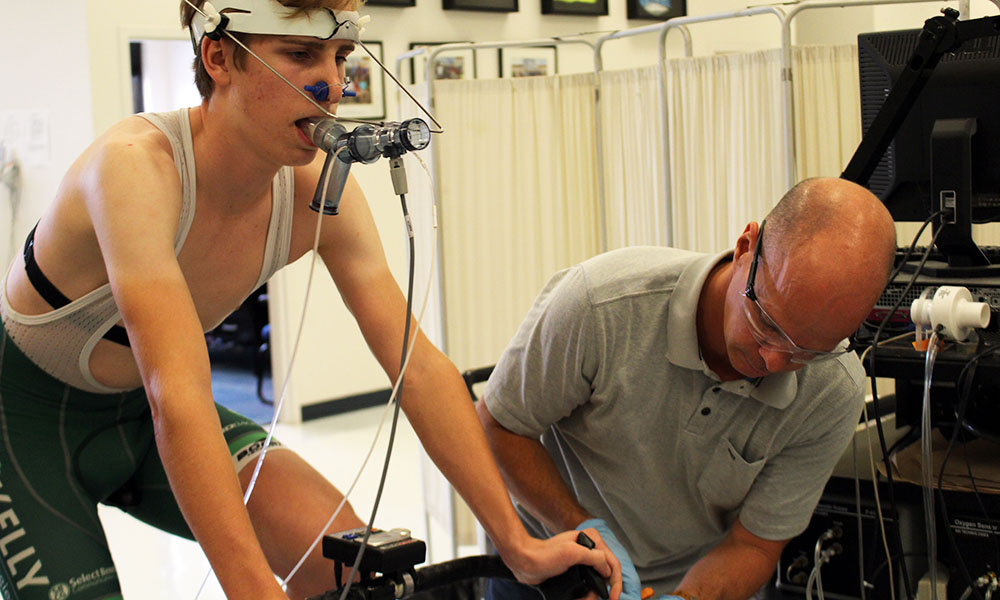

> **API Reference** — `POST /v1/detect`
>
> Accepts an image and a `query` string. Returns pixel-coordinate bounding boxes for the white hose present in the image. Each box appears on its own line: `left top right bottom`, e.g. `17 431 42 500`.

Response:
921 330 941 600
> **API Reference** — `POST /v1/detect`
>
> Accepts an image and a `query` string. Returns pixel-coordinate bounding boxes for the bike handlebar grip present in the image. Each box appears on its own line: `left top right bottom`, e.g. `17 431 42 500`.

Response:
574 533 609 599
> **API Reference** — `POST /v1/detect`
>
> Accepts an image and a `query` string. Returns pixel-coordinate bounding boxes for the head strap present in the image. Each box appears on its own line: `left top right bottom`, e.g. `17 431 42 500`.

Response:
189 0 365 49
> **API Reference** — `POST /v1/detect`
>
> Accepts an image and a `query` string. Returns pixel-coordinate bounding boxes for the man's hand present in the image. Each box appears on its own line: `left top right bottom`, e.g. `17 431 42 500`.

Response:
577 519 641 600
501 529 623 600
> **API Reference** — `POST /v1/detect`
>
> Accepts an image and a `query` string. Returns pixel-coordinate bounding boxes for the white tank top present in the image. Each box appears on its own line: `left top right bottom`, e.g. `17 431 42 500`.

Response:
0 108 295 393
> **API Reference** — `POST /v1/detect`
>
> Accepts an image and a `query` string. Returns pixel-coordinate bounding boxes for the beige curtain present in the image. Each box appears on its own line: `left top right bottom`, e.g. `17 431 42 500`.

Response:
430 43 981 371
791 45 864 180
432 74 600 371
666 49 788 253
599 66 669 249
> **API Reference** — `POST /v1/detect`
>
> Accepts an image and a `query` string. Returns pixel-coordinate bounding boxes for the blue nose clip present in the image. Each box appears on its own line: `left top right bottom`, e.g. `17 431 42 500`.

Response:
304 81 330 102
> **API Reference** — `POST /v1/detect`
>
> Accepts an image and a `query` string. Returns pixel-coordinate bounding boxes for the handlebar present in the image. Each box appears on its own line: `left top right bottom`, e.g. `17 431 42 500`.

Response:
308 551 607 600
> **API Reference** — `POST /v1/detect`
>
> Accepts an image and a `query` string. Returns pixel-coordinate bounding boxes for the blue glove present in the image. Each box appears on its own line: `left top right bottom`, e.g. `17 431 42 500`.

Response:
577 518 642 600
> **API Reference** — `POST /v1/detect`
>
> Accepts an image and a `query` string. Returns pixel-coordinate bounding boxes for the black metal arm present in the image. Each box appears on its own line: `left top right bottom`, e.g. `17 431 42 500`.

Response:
841 9 1000 186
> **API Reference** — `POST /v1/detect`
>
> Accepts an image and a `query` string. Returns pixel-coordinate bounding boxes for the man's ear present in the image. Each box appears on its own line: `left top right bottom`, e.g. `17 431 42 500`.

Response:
201 36 232 89
734 221 760 262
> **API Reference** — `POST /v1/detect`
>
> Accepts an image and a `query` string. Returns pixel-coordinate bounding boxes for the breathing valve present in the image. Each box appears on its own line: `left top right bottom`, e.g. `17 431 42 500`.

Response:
910 286 990 342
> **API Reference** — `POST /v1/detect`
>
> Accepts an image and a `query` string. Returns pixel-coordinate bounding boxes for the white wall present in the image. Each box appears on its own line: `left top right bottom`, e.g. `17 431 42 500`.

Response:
793 0 999 47
0 2 94 270
139 39 205 113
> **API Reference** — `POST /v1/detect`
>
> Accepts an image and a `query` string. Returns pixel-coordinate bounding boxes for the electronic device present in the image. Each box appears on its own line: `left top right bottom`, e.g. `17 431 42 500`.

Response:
868 266 1000 331
323 527 427 574
855 18 1000 273
862 267 1000 436
941 511 1000 599
776 478 925 600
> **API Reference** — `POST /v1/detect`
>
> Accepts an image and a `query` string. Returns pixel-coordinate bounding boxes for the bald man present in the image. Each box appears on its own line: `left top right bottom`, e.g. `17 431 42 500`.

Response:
477 178 897 600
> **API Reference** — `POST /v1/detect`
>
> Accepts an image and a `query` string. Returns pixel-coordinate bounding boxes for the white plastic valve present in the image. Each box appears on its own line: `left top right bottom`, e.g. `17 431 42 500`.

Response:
910 286 990 342
202 1 223 33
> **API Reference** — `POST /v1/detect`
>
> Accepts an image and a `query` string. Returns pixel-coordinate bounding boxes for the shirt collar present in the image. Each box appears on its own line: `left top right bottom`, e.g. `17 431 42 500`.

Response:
665 249 798 410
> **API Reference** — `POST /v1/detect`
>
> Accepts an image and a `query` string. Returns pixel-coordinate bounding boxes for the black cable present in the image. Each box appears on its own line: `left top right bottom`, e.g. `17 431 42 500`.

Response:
854 437 867 600
866 213 942 600
886 427 923 459
858 425 921 578
956 415 1000 444
888 216 938 283
858 221 933 332
935 345 1000 600
338 193 417 600
868 552 931 588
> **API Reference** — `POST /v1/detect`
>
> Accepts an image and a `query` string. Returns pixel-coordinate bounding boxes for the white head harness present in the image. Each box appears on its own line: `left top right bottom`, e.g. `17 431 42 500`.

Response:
189 0 368 50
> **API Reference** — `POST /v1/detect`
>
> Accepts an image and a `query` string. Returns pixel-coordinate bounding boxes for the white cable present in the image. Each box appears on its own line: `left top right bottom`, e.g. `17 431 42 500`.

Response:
281 152 441 588
178 5 447 588
812 532 837 600
922 329 941 600
280 200 439 587
859 332 913 600
193 148 343 600
174 2 444 596
853 433 866 600
806 561 821 600
862 397 895 599
247 147 346 501
814 539 825 600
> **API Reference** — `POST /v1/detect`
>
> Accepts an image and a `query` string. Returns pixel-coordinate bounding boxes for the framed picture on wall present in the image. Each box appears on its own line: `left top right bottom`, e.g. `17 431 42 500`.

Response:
627 0 685 20
443 0 518 11
499 46 558 78
364 0 416 6
541 0 606 16
409 42 477 84
337 41 386 120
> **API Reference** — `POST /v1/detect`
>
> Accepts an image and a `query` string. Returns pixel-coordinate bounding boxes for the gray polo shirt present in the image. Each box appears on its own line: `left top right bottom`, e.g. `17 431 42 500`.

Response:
483 246 866 593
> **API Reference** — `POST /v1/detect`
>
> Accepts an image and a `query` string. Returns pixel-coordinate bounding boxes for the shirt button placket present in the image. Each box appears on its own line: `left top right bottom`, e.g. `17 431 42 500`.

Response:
685 386 721 434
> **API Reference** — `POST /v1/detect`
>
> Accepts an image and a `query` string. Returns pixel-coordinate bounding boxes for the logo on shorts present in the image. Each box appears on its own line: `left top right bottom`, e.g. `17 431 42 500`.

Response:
48 583 70 600
67 567 116 594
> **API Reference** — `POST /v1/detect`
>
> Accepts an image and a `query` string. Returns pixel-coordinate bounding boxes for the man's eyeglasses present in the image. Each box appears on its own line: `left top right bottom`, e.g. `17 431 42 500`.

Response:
741 220 851 364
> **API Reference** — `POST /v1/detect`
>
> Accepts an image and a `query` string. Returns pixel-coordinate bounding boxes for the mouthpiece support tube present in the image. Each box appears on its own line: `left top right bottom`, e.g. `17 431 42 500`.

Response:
310 152 353 215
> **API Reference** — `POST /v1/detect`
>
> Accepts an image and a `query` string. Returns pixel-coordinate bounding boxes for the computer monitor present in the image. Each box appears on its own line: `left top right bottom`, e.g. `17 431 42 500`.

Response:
857 26 1000 269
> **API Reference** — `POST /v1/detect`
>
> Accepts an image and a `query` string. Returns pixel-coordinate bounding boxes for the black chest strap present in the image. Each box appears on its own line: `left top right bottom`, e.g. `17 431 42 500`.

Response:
23 224 131 347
